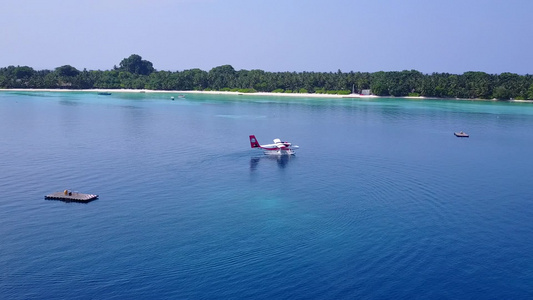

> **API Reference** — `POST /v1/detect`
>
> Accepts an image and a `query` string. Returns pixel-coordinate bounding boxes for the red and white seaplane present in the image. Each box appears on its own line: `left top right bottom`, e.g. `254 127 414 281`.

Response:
249 135 299 155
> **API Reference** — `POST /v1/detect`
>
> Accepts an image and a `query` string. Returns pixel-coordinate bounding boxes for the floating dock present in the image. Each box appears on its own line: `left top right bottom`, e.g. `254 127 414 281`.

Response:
45 191 98 203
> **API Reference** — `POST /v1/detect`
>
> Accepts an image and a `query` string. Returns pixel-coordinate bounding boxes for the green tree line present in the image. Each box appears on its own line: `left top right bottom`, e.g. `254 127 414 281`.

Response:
1 54 532 100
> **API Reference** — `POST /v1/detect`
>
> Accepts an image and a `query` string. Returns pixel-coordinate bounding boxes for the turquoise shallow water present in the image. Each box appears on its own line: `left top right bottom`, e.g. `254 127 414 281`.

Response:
0 91 532 299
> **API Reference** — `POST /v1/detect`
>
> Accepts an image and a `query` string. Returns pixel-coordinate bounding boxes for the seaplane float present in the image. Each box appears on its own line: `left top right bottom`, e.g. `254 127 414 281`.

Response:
249 135 299 155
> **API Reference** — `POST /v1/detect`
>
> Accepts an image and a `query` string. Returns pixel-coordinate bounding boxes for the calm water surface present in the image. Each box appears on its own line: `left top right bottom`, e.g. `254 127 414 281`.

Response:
0 91 532 299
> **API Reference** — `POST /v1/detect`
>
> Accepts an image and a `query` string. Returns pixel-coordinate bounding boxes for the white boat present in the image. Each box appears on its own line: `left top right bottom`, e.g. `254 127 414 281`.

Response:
454 131 469 137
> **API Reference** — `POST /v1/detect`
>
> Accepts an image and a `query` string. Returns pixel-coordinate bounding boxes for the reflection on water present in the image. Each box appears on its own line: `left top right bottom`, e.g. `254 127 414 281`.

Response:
250 155 293 170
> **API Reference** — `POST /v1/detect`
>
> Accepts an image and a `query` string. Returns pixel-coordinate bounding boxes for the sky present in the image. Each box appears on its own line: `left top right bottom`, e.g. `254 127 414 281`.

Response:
1 0 532 74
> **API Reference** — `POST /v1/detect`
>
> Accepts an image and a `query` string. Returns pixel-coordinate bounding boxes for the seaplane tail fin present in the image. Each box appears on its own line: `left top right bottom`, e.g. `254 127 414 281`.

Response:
249 135 261 148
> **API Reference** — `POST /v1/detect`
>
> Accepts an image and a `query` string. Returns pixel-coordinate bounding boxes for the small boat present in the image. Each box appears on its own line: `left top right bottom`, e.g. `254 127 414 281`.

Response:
454 131 469 137
98 92 112 95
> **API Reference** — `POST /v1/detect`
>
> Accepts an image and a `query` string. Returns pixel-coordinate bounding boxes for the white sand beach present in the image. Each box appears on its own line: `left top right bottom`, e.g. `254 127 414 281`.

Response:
0 88 381 99
4 88 530 102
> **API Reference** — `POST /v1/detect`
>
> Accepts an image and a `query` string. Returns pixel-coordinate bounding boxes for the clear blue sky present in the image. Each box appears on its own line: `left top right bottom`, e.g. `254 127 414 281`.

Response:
2 0 532 74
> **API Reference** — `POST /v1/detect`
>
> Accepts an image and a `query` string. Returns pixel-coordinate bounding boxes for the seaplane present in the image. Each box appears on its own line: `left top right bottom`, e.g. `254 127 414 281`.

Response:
249 135 299 155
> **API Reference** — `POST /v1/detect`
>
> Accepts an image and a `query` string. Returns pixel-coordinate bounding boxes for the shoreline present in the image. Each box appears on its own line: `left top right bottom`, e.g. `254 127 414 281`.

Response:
1 88 531 103
0 88 374 99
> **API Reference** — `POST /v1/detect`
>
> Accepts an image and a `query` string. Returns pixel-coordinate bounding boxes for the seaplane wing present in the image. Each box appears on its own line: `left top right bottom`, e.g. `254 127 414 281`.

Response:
249 135 299 155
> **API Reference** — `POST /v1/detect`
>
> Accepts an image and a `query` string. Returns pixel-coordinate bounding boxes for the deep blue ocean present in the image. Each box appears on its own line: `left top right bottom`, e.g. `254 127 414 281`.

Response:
0 91 532 299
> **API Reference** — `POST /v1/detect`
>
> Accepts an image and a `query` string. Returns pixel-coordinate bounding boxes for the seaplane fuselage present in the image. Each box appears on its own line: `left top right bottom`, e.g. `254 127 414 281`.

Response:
249 135 299 155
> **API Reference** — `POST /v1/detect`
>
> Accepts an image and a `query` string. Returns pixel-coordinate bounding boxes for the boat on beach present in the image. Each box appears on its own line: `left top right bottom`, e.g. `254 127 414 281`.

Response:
454 131 469 137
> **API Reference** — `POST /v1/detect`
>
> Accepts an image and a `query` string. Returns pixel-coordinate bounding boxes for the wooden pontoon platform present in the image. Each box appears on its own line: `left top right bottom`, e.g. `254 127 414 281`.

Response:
45 190 98 203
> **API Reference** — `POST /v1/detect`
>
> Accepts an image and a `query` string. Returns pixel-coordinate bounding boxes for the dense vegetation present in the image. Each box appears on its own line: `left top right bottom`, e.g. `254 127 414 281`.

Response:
1 54 532 100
